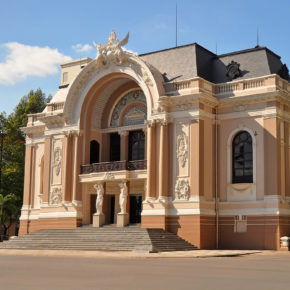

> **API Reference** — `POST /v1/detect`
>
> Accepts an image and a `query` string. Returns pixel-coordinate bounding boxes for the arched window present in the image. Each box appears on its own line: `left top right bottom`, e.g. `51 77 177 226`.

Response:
232 131 253 183
129 130 145 161
90 140 100 164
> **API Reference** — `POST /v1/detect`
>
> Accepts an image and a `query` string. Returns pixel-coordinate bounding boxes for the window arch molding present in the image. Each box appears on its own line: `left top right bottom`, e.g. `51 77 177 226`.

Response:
227 127 257 185
107 88 147 128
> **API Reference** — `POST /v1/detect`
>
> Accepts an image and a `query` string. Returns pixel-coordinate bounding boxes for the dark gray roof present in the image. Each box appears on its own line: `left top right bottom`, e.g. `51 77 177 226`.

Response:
140 44 289 83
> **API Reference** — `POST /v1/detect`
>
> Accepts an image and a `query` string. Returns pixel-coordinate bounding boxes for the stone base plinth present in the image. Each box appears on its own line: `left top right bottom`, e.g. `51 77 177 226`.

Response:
93 213 105 227
117 213 129 227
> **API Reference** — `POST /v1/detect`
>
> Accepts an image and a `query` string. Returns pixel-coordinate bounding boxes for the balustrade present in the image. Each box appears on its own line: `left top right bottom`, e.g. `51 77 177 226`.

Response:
80 160 147 174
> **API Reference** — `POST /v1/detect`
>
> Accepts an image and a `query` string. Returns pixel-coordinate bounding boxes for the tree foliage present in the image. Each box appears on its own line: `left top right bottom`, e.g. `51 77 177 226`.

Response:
0 193 20 236
0 89 51 235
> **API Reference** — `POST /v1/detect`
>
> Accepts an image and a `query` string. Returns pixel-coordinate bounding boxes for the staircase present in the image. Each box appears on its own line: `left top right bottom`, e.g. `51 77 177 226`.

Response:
0 225 197 252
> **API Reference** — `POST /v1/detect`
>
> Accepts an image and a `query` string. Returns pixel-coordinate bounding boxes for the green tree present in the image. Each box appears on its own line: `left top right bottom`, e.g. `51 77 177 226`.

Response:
0 193 19 237
0 89 50 237
0 112 7 196
1 89 51 199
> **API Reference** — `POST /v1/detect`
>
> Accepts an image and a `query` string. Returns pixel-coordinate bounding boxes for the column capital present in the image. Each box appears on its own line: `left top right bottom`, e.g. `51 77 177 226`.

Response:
156 118 170 126
144 119 156 128
118 130 129 137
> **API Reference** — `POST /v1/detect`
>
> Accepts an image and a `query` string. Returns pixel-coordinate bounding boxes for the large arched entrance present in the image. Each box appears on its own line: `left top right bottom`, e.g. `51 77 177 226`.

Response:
79 77 149 227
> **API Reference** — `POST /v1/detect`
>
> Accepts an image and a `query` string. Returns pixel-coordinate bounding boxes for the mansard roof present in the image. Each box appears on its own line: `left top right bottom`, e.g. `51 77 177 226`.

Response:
140 43 289 83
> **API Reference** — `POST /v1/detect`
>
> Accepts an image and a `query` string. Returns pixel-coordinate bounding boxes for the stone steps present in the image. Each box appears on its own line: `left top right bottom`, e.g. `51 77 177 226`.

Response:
0 226 197 252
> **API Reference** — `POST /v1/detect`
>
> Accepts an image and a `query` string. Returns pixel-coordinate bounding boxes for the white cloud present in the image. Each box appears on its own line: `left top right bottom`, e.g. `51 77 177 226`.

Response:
0 42 72 85
72 43 93 53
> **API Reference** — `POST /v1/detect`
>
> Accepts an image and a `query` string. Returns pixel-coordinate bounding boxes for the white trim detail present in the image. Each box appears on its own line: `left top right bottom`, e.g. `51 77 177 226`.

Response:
19 211 82 221
226 127 256 201
219 207 290 216
141 208 216 216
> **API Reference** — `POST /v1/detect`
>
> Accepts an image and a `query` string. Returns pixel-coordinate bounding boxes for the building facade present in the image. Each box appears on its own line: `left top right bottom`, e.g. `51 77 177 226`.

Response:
19 31 290 249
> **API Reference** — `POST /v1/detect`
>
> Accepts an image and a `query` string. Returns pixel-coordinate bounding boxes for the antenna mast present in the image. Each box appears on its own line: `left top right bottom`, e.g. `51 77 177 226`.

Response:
256 26 259 47
175 3 178 47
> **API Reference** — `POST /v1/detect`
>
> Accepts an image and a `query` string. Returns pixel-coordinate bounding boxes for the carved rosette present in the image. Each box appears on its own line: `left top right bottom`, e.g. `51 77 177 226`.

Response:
50 187 62 205
176 133 188 168
175 179 190 200
53 147 62 176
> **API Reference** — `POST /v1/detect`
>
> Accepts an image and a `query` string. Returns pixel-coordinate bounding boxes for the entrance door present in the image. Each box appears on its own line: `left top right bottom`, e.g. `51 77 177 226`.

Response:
109 195 115 224
90 194 97 224
129 195 142 224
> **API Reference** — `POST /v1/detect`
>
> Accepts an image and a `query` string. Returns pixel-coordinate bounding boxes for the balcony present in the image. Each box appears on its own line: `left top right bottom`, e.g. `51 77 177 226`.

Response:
80 160 147 174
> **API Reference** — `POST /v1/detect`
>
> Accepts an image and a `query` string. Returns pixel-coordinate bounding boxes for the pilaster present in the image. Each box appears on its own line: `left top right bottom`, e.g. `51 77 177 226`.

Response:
145 120 156 199
63 132 73 202
158 119 169 198
42 137 52 203
119 130 128 161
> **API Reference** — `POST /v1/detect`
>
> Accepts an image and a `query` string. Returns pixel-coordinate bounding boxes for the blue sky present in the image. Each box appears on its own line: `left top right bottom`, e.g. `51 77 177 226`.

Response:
0 0 289 114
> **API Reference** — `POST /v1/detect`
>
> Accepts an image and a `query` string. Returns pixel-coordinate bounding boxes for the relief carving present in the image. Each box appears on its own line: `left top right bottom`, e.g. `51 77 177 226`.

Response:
176 133 188 168
104 172 115 180
53 147 62 176
50 187 62 205
175 179 190 200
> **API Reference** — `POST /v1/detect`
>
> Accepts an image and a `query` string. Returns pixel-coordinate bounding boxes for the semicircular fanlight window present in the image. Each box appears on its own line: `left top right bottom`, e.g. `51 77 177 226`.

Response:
110 89 147 127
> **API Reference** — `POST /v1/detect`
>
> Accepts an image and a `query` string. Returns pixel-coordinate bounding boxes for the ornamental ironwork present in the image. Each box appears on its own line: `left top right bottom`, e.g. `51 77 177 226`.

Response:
80 160 147 174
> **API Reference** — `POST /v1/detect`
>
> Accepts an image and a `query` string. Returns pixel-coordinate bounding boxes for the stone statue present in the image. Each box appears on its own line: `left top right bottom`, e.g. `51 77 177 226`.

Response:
93 30 129 68
119 182 128 214
94 183 104 215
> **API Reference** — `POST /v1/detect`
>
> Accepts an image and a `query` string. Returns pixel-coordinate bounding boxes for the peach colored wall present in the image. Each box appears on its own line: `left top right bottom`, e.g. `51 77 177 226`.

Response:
285 121 290 197
264 118 278 195
203 117 214 201
19 218 79 236
218 216 281 250
190 121 202 196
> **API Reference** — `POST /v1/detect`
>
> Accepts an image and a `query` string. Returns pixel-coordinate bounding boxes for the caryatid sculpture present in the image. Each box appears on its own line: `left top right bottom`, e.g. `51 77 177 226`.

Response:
94 183 104 215
118 182 128 214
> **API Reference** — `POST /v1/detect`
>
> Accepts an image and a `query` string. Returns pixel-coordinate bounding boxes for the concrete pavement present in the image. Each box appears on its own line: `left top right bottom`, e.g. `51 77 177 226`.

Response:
0 250 289 290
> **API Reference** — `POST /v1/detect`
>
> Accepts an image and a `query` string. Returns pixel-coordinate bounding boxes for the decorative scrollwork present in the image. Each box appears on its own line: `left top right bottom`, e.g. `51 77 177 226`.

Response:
50 187 62 205
175 179 190 200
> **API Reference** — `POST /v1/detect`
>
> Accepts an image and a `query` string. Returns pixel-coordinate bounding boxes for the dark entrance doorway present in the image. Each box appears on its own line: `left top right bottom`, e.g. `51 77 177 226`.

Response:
90 140 99 164
110 133 120 161
109 195 115 224
90 194 97 224
129 195 142 224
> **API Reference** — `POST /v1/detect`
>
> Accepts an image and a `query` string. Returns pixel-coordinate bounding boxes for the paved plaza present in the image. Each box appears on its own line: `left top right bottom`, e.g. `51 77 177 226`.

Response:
0 250 289 290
